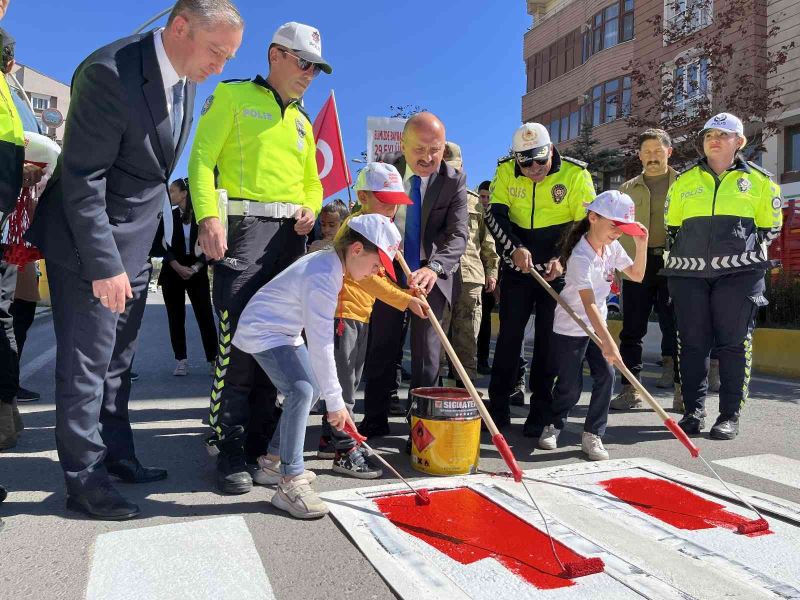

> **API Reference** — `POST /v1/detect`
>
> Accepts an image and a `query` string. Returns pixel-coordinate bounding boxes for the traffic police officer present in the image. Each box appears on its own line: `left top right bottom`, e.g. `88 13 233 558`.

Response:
190 22 328 493
484 122 595 436
663 112 782 440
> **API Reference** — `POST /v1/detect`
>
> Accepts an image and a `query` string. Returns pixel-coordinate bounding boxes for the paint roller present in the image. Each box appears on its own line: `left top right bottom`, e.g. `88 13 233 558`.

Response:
395 252 604 579
523 264 769 535
342 421 431 506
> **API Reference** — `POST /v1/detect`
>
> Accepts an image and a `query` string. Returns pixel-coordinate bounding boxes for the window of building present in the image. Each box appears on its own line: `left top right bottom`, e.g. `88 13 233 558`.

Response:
527 28 583 92
785 125 800 182
31 95 50 111
673 56 709 112
535 101 583 144
583 0 635 61
582 76 632 128
664 0 713 41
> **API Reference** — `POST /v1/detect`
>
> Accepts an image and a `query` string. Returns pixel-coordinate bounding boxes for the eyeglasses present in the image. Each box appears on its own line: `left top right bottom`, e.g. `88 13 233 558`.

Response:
516 154 550 167
280 49 322 76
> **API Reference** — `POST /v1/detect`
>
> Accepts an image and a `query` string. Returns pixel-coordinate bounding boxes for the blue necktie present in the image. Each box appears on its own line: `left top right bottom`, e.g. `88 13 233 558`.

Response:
171 80 185 148
405 175 422 271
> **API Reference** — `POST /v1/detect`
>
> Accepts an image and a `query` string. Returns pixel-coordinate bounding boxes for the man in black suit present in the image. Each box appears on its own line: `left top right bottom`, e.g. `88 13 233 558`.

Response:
360 112 468 436
25 0 243 520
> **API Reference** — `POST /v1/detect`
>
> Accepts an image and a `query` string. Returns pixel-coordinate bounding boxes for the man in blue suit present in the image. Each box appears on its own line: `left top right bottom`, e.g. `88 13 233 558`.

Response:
26 0 243 520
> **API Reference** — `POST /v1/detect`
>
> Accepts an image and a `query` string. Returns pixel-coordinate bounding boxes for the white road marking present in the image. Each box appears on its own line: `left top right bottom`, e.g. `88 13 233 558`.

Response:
19 344 56 381
85 515 274 600
713 454 800 490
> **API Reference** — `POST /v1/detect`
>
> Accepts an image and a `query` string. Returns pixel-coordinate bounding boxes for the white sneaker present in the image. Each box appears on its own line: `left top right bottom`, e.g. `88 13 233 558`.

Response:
581 432 609 461
271 478 328 519
252 456 317 486
172 359 188 376
538 425 560 450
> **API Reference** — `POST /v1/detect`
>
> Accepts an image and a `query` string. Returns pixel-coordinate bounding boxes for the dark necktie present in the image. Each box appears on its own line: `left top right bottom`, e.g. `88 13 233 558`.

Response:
405 175 422 271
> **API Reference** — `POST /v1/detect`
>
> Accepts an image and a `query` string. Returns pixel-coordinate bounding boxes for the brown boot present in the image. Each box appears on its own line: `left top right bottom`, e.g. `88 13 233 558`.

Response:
0 402 18 450
672 383 683 413
656 356 675 389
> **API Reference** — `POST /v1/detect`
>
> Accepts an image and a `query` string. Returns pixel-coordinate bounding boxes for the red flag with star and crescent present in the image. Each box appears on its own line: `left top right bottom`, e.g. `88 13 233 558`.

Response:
312 92 351 198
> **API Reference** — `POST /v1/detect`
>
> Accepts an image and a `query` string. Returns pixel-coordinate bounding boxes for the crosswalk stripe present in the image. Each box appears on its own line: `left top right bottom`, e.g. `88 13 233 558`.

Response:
713 454 800 490
85 516 275 600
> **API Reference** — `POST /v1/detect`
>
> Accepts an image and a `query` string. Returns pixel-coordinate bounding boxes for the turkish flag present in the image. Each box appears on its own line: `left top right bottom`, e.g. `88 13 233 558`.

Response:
312 92 351 198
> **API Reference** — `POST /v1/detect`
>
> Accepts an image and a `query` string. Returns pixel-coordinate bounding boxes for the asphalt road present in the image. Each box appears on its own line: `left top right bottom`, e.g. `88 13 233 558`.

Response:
0 290 798 600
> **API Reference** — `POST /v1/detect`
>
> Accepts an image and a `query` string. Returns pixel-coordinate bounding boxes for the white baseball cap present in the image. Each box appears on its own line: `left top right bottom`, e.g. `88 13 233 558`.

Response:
700 112 744 136
346 214 402 281
585 190 646 237
271 22 332 74
354 162 413 205
512 123 552 164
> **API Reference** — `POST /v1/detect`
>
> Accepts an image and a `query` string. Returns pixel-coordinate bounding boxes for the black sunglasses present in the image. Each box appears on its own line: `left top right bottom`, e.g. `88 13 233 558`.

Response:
515 152 550 167
280 49 322 76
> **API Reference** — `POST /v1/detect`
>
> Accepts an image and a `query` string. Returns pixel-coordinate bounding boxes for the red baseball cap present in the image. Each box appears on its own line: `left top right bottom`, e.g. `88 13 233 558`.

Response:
354 162 413 205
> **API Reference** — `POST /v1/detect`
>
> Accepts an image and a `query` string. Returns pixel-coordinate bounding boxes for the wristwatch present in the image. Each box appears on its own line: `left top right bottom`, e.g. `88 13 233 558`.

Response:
427 260 444 277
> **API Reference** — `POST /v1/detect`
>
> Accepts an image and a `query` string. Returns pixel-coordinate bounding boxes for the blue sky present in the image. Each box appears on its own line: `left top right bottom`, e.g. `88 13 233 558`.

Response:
4 1 529 199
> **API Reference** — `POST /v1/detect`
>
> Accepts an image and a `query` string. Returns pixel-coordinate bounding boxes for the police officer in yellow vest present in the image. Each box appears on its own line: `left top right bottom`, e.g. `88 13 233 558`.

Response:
0 24 42 453
190 22 328 494
663 112 782 440
484 122 595 436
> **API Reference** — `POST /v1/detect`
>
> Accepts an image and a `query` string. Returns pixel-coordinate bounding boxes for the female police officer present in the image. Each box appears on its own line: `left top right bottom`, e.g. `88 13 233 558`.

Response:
662 113 782 440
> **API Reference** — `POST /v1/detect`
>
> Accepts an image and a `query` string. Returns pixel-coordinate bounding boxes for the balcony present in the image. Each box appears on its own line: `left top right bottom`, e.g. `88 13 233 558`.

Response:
527 0 578 29
663 4 713 43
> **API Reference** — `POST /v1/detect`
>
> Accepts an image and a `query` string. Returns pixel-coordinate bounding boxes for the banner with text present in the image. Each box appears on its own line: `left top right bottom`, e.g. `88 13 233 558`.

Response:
366 116 407 163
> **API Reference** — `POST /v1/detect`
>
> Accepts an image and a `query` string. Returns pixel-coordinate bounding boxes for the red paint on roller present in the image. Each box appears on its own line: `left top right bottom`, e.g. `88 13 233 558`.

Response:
375 487 603 589
600 477 773 537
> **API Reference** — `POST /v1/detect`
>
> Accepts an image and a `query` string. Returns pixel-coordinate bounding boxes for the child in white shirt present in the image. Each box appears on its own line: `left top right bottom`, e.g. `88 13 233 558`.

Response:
538 190 648 461
233 214 402 519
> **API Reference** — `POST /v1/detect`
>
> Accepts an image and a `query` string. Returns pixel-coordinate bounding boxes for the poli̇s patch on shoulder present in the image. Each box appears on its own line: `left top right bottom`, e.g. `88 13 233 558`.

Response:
201 95 214 116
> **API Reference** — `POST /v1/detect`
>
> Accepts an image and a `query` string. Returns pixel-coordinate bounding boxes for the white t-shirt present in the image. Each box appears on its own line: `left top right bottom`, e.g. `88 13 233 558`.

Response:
554 236 633 337
233 248 345 411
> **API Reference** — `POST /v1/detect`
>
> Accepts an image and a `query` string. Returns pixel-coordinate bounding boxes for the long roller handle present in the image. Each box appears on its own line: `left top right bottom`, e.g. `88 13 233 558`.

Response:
396 252 524 481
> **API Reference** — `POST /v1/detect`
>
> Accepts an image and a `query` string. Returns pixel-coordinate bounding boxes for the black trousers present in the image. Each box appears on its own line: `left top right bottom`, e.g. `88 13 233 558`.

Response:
0 260 18 404
668 270 765 418
619 251 677 380
488 267 562 430
161 268 217 362
11 298 36 359
477 288 495 365
362 283 448 425
548 334 615 436
210 216 305 458
49 263 150 493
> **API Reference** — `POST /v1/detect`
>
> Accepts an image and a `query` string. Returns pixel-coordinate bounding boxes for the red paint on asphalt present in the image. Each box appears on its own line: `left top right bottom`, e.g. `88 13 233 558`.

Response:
374 487 599 589
599 477 773 537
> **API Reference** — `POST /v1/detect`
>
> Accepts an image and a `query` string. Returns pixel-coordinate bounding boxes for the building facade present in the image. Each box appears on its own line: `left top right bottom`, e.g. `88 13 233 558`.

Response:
522 0 771 183
10 63 70 144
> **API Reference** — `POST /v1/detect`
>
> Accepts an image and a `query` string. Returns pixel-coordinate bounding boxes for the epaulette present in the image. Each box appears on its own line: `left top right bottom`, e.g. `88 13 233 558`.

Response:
676 161 701 179
497 154 513 165
561 156 588 169
221 78 251 84
747 161 774 178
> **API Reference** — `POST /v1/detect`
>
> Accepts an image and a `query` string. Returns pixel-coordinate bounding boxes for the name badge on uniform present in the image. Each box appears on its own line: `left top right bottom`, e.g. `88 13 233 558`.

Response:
737 177 752 193
551 184 567 204
295 118 306 151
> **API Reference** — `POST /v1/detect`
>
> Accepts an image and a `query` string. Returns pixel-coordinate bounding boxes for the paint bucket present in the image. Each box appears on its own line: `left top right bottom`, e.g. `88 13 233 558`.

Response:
410 387 481 476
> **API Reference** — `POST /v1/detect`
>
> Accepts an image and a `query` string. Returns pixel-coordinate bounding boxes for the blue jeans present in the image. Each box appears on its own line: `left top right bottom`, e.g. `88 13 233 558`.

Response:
251 344 319 477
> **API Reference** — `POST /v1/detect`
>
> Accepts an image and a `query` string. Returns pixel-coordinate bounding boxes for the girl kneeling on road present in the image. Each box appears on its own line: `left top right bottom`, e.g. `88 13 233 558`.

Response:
538 191 647 460
232 214 402 519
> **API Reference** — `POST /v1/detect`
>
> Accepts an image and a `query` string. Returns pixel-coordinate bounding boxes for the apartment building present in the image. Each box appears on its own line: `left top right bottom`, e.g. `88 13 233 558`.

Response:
522 0 770 184
10 63 70 144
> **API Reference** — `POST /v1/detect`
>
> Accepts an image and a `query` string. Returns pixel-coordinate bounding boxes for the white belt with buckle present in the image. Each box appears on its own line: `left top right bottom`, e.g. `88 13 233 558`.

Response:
227 200 302 219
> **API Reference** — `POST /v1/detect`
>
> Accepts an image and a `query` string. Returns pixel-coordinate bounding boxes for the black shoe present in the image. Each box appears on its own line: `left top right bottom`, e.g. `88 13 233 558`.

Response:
216 450 252 494
16 387 40 402
317 435 336 459
483 412 510 432
522 417 542 438
0 484 6 503
710 414 739 440
66 481 140 521
510 389 526 407
106 458 168 483
388 395 407 416
477 361 491 376
332 447 383 479
129 371 140 382
678 411 706 434
358 419 391 438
